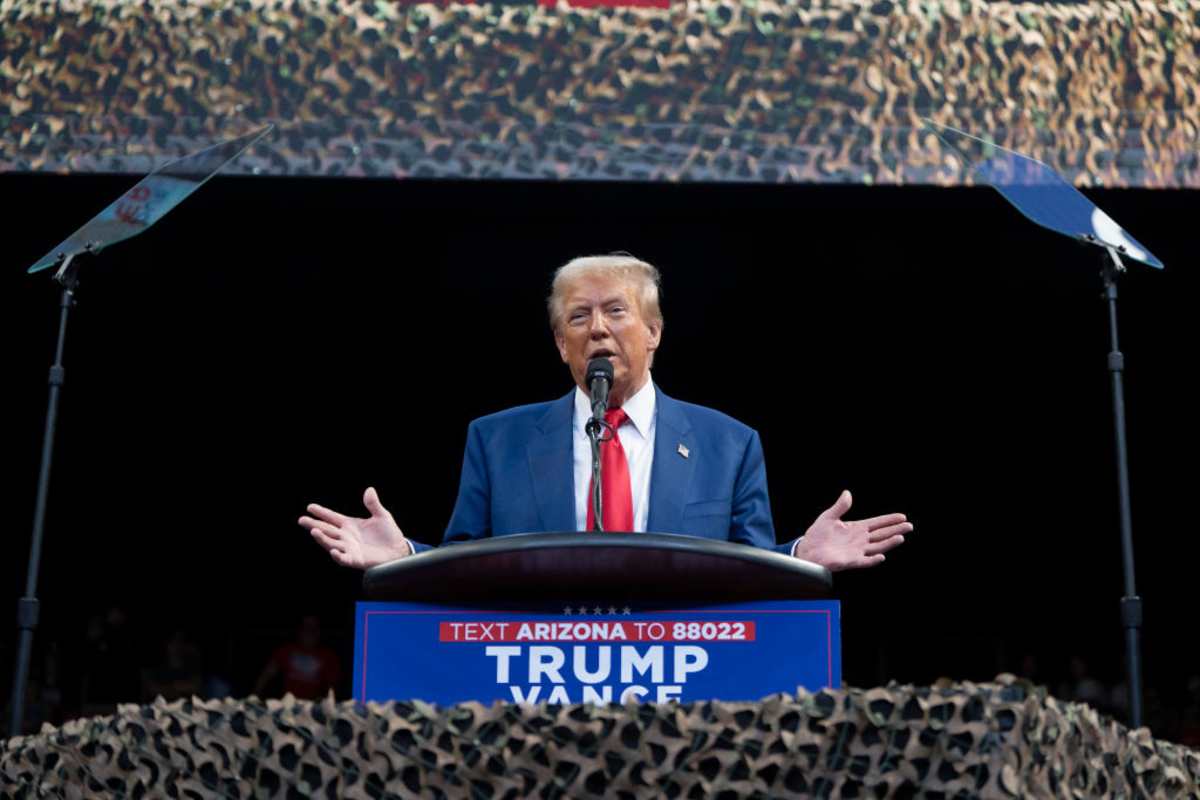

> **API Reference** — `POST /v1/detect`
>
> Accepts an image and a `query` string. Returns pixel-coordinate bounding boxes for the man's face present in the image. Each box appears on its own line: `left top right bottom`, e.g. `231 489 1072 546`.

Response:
554 274 661 407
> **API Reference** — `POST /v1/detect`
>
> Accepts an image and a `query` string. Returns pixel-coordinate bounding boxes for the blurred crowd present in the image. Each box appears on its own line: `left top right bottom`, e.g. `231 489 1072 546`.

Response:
2 607 342 736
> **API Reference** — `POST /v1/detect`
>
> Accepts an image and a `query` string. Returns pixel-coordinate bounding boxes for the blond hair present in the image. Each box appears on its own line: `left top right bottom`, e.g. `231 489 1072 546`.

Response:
547 254 663 332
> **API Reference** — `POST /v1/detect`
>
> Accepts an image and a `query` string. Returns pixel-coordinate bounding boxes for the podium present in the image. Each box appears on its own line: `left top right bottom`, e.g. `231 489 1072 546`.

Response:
354 532 840 705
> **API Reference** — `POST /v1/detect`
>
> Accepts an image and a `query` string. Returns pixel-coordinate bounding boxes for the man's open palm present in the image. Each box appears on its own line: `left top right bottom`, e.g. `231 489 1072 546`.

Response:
796 490 912 571
299 487 410 569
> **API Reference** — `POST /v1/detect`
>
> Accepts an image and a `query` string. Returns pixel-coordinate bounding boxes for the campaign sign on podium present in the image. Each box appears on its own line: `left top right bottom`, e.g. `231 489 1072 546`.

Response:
353 599 841 705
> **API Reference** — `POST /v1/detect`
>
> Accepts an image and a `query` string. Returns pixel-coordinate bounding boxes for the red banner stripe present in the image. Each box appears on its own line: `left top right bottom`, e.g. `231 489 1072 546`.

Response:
438 620 756 642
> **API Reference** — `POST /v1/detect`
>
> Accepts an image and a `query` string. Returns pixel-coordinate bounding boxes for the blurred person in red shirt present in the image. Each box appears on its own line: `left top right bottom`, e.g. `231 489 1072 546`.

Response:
253 616 340 700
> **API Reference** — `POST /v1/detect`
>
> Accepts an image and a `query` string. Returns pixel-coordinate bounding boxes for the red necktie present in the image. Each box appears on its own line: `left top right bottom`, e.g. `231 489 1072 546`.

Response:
586 408 634 532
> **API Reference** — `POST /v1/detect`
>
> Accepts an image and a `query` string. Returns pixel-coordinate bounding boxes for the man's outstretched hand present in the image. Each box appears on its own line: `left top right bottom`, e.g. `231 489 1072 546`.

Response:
299 487 411 569
794 490 912 572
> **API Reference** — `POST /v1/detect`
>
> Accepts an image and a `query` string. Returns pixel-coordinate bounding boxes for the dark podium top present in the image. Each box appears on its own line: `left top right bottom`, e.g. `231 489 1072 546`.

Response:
362 532 832 605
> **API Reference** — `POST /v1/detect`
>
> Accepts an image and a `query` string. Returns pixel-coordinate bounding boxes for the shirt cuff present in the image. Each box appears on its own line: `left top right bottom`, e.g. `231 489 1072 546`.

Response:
405 538 415 557
790 537 802 558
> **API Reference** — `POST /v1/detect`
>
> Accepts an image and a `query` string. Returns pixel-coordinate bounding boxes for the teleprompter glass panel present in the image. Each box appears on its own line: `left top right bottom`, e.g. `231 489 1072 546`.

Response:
924 120 1163 270
27 124 273 274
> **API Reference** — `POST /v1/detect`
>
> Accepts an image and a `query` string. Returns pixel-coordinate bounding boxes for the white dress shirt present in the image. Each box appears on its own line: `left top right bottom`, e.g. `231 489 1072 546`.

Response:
573 378 656 532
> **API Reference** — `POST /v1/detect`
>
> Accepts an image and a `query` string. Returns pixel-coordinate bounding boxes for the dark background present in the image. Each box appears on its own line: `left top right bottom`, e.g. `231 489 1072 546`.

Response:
1 174 1194 734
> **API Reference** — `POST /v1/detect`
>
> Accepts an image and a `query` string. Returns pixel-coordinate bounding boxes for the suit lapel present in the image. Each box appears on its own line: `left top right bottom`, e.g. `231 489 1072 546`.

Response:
527 391 576 532
647 387 695 533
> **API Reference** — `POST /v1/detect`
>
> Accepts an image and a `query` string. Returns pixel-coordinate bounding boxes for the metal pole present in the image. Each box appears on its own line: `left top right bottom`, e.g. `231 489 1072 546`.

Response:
8 281 75 738
1100 253 1144 729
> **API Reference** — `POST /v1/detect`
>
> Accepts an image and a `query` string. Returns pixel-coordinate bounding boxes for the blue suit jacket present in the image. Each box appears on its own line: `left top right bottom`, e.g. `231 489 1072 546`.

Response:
412 386 795 554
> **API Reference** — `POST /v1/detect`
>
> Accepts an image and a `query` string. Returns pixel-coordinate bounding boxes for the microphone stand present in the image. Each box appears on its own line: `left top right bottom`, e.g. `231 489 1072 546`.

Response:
584 362 614 533
586 419 604 532
585 397 609 533
9 249 86 737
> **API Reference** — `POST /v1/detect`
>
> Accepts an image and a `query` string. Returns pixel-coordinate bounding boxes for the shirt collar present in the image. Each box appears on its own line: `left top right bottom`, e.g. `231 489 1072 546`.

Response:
573 374 656 437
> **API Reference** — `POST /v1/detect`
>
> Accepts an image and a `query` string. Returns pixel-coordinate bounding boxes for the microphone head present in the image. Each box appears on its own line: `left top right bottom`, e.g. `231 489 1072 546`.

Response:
586 357 614 385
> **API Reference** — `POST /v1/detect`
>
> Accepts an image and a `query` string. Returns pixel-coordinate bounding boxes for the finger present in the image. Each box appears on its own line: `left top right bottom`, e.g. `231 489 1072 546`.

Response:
306 503 349 526
855 553 887 568
868 522 913 542
363 486 388 518
864 535 905 556
327 548 354 568
299 517 343 540
308 527 342 552
860 513 907 531
818 490 853 522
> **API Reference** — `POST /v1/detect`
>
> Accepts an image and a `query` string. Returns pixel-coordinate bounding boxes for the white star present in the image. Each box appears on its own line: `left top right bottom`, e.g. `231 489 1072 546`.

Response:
563 606 572 615
607 606 617 615
593 606 603 615
578 606 588 615
622 607 632 615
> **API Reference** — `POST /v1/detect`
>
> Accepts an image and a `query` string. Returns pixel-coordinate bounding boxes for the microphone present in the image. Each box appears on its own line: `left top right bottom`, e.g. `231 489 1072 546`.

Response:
586 357 613 418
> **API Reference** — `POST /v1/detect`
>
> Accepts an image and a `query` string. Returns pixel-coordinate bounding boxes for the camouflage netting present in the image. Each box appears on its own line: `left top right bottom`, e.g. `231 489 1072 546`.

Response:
3 676 1199 798
1 0 1198 185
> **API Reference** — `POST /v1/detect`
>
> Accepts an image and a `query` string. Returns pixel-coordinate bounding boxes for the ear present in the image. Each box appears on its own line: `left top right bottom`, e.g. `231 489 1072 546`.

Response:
554 328 569 363
645 320 662 353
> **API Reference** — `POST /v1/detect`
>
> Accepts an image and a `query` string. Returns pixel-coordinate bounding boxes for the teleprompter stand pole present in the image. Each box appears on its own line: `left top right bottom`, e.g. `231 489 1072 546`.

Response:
1097 242 1144 729
8 253 83 738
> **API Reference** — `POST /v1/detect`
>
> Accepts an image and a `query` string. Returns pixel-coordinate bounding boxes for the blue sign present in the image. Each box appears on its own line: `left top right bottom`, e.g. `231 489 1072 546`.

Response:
353 600 841 705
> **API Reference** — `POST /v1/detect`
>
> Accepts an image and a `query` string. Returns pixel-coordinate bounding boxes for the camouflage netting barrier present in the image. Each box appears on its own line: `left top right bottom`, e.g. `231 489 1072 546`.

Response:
3 676 1199 798
1 0 1199 185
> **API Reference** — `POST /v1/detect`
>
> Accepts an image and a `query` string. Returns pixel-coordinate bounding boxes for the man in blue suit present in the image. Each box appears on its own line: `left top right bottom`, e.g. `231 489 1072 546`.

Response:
301 255 911 571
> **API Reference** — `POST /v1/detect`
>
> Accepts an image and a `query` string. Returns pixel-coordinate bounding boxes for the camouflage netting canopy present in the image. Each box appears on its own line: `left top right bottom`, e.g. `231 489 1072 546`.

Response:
2 0 1199 184
3 676 1199 798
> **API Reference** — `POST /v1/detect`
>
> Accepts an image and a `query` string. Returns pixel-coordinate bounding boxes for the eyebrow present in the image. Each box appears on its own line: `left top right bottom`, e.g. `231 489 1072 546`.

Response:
568 294 627 310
